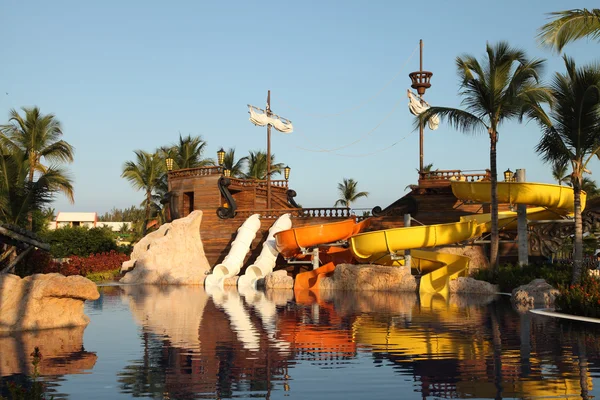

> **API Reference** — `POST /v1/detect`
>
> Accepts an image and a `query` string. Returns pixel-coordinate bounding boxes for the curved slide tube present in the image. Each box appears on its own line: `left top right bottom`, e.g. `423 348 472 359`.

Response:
294 262 337 291
450 181 586 213
275 218 368 259
349 220 478 264
238 214 292 289
205 214 261 287
412 250 469 297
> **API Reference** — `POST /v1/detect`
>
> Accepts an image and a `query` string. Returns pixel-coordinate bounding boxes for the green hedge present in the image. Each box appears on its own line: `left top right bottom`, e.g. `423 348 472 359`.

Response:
471 263 572 293
41 226 118 258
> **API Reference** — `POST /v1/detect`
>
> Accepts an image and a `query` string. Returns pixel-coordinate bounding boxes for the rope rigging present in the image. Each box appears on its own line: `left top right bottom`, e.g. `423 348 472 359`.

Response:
277 43 419 118
290 92 406 153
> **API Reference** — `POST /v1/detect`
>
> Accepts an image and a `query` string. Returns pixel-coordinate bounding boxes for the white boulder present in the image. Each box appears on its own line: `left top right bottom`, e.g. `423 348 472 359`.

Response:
120 211 211 284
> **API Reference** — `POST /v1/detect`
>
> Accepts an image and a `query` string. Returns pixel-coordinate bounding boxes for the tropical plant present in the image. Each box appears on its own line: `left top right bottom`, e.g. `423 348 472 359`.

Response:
244 150 284 180
538 8 600 52
419 42 552 271
533 56 600 284
162 134 214 170
122 150 165 235
0 107 74 201
551 161 571 185
222 148 247 178
334 178 369 208
41 226 118 258
0 146 72 229
98 206 145 222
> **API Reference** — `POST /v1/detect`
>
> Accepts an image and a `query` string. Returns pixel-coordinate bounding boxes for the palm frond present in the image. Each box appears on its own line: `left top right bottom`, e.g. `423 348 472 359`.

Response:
418 107 487 134
538 8 600 52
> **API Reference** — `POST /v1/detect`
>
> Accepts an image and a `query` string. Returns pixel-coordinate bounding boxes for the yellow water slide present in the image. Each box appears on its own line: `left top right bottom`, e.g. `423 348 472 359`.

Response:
348 181 584 296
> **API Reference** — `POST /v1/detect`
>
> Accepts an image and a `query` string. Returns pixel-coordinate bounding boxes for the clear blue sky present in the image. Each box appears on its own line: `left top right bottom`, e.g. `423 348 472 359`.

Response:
1 0 599 215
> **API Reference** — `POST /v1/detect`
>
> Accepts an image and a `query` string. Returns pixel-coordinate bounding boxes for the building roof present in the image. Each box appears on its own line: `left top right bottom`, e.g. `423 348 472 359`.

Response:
55 212 97 222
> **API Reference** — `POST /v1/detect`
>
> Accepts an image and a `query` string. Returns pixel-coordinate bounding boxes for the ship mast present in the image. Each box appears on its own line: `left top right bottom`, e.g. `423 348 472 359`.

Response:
409 39 433 174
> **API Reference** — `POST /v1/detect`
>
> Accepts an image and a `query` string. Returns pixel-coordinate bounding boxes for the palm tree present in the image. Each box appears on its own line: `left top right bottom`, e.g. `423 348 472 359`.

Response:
0 145 72 228
419 42 552 271
169 134 215 169
334 178 369 208
0 107 74 229
534 56 600 284
0 107 74 200
551 161 571 185
580 177 600 198
538 9 600 52
222 148 247 178
244 150 284 180
122 150 165 235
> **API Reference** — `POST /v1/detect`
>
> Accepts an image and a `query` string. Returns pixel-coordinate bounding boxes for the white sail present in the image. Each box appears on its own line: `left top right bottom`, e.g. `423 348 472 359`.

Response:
408 90 439 131
249 106 294 133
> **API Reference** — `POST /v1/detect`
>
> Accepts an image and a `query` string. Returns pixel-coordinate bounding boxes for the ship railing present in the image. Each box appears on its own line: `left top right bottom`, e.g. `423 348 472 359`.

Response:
236 207 353 219
228 178 289 190
168 167 289 189
168 166 222 179
418 169 491 186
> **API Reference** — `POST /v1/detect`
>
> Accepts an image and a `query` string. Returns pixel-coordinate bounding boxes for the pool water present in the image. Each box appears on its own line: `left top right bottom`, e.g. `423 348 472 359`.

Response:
2 285 600 399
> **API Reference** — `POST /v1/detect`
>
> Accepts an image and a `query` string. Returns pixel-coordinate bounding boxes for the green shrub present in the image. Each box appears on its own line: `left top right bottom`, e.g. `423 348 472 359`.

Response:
85 269 121 283
41 226 117 258
471 262 572 292
555 275 600 318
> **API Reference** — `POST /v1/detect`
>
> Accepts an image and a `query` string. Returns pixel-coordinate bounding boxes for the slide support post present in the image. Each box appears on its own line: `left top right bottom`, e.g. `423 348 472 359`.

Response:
516 169 528 267
404 213 412 268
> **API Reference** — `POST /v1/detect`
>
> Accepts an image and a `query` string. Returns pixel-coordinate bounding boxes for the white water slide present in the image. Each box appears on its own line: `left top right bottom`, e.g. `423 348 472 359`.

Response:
237 213 292 289
204 214 261 287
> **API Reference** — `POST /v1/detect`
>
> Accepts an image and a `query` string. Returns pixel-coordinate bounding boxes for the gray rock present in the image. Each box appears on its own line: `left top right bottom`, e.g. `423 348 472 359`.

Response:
449 277 498 294
264 270 293 289
511 279 560 311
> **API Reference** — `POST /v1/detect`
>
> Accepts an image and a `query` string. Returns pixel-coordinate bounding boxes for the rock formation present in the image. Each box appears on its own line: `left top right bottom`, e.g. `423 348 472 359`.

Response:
449 277 498 294
0 273 99 332
263 270 294 289
120 211 211 284
328 264 417 292
511 279 560 311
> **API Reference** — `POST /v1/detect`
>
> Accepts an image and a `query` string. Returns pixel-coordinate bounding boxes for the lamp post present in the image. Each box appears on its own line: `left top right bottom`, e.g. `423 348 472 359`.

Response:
166 158 174 172
503 168 514 182
217 148 226 169
284 165 291 181
224 168 231 177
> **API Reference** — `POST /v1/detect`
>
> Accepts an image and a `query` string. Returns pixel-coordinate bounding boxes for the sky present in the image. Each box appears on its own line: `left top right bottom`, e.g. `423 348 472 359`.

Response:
1 0 599 215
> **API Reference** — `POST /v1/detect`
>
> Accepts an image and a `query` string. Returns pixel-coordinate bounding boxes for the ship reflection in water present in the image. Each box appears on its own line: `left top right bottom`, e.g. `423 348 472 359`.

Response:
3 285 600 399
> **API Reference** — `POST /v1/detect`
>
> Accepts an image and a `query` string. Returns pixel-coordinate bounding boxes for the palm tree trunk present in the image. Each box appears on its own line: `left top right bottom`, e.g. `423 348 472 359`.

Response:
143 190 151 237
572 183 583 284
489 130 499 271
27 160 35 231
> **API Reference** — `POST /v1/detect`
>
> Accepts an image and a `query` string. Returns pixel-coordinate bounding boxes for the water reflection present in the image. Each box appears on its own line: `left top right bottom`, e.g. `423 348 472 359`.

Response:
109 286 600 399
0 327 97 378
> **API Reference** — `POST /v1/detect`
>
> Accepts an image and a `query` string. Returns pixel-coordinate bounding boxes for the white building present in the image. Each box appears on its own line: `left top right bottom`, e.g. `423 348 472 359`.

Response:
48 212 131 232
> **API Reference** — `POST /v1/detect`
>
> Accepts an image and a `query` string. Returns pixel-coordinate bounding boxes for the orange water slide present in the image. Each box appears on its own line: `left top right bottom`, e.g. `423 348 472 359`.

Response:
274 218 370 258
